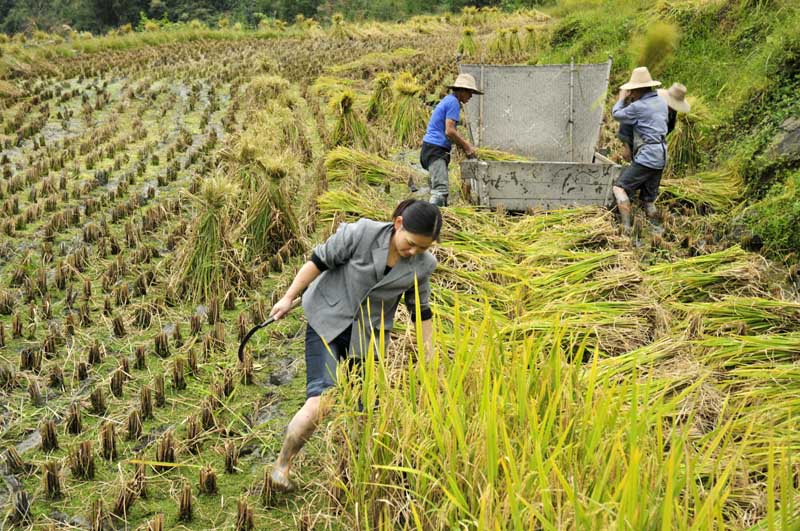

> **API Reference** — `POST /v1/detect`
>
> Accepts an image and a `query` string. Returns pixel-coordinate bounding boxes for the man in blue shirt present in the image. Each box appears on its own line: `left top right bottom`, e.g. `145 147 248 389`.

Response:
611 66 668 233
420 73 482 207
618 82 691 162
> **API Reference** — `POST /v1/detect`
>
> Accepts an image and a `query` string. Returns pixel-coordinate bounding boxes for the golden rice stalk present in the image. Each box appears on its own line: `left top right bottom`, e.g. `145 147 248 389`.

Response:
475 148 530 161
310 76 354 101
329 48 421 76
508 27 522 54
330 13 351 40
660 164 742 212
171 177 242 302
488 29 508 58
316 188 391 224
524 25 539 53
324 146 418 186
241 164 304 261
390 72 427 147
665 95 711 176
366 72 393 122
244 75 291 108
457 27 478 57
329 90 370 149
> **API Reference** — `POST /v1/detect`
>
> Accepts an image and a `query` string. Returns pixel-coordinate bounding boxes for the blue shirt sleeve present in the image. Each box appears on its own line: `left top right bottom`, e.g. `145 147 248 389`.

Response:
612 99 639 125
444 97 461 123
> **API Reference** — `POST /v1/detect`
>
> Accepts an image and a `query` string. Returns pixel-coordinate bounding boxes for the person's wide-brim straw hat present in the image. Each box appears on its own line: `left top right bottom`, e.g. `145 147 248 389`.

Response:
620 66 662 90
449 73 483 94
658 82 691 113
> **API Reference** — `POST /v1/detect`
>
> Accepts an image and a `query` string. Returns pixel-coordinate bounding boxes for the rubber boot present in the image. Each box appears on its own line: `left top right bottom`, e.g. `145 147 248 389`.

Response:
617 200 633 234
643 201 658 220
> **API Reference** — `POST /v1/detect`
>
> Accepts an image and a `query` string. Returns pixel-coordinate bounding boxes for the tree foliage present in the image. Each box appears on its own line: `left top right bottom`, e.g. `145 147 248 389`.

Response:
0 0 547 34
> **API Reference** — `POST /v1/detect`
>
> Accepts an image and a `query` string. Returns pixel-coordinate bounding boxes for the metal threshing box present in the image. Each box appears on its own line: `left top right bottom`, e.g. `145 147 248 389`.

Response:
459 60 620 210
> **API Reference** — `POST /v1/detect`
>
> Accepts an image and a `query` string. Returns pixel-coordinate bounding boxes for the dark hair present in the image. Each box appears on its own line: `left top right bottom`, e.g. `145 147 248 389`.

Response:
391 199 443 241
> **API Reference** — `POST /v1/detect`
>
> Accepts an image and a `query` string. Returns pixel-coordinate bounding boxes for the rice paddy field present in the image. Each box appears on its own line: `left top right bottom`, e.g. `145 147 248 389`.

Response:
1 2 799 530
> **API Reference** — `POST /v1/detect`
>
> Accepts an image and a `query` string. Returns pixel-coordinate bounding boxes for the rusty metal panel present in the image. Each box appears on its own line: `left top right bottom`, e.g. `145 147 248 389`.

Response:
461 159 619 211
459 61 611 163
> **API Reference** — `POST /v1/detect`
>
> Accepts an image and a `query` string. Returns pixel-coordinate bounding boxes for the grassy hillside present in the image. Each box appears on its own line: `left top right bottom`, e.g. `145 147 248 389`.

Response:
538 0 800 260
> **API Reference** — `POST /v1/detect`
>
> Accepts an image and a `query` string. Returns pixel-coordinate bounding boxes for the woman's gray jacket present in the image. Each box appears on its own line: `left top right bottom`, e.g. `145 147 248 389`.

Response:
302 218 436 358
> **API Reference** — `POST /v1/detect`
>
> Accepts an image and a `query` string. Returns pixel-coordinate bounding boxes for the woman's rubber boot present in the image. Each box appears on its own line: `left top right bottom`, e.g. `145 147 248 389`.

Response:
643 202 658 220
618 200 633 235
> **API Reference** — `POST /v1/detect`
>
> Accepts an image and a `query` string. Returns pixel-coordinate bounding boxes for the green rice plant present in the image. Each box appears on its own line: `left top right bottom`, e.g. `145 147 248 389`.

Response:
366 72 393 122
329 89 369 149
318 307 791 529
389 72 427 147
324 146 418 186
171 176 241 302
665 95 712 177
457 28 477 58
632 21 680 76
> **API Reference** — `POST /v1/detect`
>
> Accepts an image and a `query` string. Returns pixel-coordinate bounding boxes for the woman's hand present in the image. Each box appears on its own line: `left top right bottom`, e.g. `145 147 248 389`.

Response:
270 296 295 320
619 88 630 102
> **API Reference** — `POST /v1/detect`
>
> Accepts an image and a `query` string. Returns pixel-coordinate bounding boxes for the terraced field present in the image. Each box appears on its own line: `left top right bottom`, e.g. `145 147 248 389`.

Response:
1 5 799 530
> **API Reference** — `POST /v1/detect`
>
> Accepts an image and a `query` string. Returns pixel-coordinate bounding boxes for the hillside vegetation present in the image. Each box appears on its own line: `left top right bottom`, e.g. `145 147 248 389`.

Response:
0 1 798 530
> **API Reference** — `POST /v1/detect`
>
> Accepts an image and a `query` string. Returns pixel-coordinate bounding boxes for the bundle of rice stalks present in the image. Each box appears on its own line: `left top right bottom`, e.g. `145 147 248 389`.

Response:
475 147 530 161
366 73 393 122
457 28 478 57
310 76 354 101
508 27 522 54
461 6 479 26
328 48 421 76
660 164 742 212
330 13 350 40
502 300 654 354
390 72 427 147
524 25 539 53
665 95 711 176
324 146 418 186
241 158 304 262
329 90 369 149
171 177 242 302
672 296 800 336
244 75 291 109
644 245 766 302
261 106 313 163
489 29 508 58
633 21 680 76
316 188 390 224
236 143 303 193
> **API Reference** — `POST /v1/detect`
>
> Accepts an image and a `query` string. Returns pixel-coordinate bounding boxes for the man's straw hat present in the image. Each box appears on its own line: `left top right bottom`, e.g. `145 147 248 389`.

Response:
449 73 483 94
658 82 691 113
620 66 662 90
